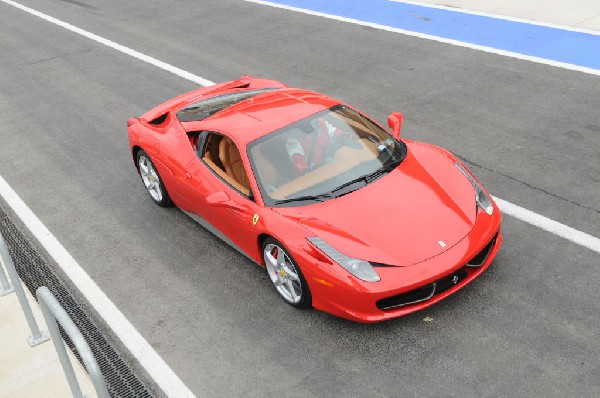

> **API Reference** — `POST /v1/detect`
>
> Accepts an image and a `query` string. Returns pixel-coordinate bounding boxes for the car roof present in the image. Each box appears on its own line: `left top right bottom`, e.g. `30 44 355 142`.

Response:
180 88 341 146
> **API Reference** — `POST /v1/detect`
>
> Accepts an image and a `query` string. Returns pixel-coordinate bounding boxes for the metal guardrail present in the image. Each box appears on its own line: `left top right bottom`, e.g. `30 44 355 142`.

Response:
37 286 110 398
1 230 109 397
0 232 49 346
0 209 154 397
0 246 12 295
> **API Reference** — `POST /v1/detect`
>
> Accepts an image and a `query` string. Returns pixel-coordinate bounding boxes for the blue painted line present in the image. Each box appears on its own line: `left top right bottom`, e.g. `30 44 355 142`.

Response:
264 0 600 70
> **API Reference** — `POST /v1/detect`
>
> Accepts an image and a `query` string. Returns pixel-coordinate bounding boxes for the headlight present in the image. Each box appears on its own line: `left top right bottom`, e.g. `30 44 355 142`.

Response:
306 237 380 282
455 161 493 215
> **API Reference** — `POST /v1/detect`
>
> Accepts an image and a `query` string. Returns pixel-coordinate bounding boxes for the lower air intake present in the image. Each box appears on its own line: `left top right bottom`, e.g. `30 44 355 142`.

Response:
376 268 468 311
467 233 498 267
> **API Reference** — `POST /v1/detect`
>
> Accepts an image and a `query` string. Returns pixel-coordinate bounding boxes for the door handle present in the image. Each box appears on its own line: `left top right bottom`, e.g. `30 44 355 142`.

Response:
185 172 192 179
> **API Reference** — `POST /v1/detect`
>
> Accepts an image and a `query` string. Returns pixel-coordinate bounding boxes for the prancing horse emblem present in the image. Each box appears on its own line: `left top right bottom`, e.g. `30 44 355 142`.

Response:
452 275 459 284
252 214 259 226
438 240 446 248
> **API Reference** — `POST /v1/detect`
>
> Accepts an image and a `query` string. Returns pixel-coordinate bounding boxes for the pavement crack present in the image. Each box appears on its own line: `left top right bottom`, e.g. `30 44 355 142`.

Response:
574 12 600 27
457 154 600 215
56 0 98 10
29 48 92 65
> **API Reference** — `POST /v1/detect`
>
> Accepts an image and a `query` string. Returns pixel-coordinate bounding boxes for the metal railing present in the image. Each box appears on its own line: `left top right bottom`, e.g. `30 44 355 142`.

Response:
1 230 109 397
37 286 110 398
0 232 49 346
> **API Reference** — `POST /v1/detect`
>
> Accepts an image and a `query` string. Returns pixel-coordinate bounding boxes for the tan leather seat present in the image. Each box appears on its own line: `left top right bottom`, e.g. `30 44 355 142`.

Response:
219 137 251 192
203 134 225 171
203 154 250 196
251 145 279 187
269 139 375 199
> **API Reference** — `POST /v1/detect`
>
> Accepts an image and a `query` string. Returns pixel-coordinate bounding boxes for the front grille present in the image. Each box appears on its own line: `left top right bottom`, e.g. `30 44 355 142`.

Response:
376 232 498 311
376 268 468 311
376 284 435 310
434 268 468 296
467 233 498 267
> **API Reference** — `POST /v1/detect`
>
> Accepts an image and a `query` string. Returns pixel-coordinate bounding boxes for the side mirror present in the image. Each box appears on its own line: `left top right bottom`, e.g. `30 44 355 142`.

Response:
206 191 238 209
387 112 404 139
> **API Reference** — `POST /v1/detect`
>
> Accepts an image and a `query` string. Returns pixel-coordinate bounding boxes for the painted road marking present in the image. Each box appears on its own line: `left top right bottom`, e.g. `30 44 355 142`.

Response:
0 0 598 243
0 0 214 87
0 1 597 393
240 0 600 75
493 197 600 254
0 174 195 397
390 0 600 36
0 7 598 394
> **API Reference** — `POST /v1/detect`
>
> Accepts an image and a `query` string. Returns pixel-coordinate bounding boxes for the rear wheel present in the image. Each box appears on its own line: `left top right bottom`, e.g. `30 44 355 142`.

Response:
136 150 172 207
263 237 311 308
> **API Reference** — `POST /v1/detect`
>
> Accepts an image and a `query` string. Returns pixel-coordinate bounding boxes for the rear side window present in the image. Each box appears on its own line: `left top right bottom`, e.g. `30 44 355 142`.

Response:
176 89 276 122
198 132 252 198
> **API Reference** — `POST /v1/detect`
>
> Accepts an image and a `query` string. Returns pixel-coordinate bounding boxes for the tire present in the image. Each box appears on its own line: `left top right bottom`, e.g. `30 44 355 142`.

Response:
136 150 173 207
262 237 312 308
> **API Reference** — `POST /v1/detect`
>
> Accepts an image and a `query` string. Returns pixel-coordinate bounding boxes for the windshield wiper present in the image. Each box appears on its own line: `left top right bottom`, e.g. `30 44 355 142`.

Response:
273 161 401 205
329 175 368 195
365 160 401 183
273 193 335 205
330 160 401 195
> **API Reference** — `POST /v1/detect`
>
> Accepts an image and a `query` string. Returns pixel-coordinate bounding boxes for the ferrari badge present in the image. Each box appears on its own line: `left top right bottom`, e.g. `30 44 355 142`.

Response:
252 214 259 226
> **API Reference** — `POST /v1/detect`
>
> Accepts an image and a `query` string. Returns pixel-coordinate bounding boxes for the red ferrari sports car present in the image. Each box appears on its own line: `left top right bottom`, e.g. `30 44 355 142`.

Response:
127 76 502 322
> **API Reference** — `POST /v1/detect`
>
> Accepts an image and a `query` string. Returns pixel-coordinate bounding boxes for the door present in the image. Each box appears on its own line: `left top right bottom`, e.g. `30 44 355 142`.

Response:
182 131 260 260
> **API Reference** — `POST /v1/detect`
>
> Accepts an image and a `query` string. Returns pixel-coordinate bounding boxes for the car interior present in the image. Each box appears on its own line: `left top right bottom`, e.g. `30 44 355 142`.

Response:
194 133 252 197
249 111 386 201
188 108 394 204
265 139 377 199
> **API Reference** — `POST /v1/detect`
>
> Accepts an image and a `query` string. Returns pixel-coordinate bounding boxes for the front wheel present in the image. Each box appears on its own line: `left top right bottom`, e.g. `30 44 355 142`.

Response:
136 150 172 207
263 238 311 308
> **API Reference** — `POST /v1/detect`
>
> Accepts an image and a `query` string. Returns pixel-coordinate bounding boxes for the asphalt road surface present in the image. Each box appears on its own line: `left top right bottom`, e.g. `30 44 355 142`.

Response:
0 0 599 396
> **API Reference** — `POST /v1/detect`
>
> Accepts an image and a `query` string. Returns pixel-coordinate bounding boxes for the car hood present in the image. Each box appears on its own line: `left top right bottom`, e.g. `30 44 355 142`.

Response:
273 142 477 267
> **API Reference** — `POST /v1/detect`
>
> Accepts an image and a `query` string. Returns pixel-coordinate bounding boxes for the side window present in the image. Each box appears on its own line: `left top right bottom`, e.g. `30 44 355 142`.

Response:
199 132 252 198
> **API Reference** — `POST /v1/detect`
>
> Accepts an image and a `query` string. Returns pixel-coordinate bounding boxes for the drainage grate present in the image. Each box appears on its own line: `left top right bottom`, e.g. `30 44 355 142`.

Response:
0 203 155 398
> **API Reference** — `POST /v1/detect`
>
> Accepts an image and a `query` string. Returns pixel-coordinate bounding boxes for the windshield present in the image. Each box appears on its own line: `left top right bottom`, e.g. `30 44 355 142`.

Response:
248 105 406 206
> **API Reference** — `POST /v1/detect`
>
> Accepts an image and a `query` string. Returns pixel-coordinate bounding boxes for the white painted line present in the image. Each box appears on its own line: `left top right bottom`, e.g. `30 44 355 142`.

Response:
389 0 600 36
240 0 600 76
0 183 195 398
493 197 600 254
0 6 597 398
0 0 214 87
0 0 597 243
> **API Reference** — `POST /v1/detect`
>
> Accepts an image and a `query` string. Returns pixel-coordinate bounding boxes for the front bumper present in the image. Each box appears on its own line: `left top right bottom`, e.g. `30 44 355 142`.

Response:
298 207 503 323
